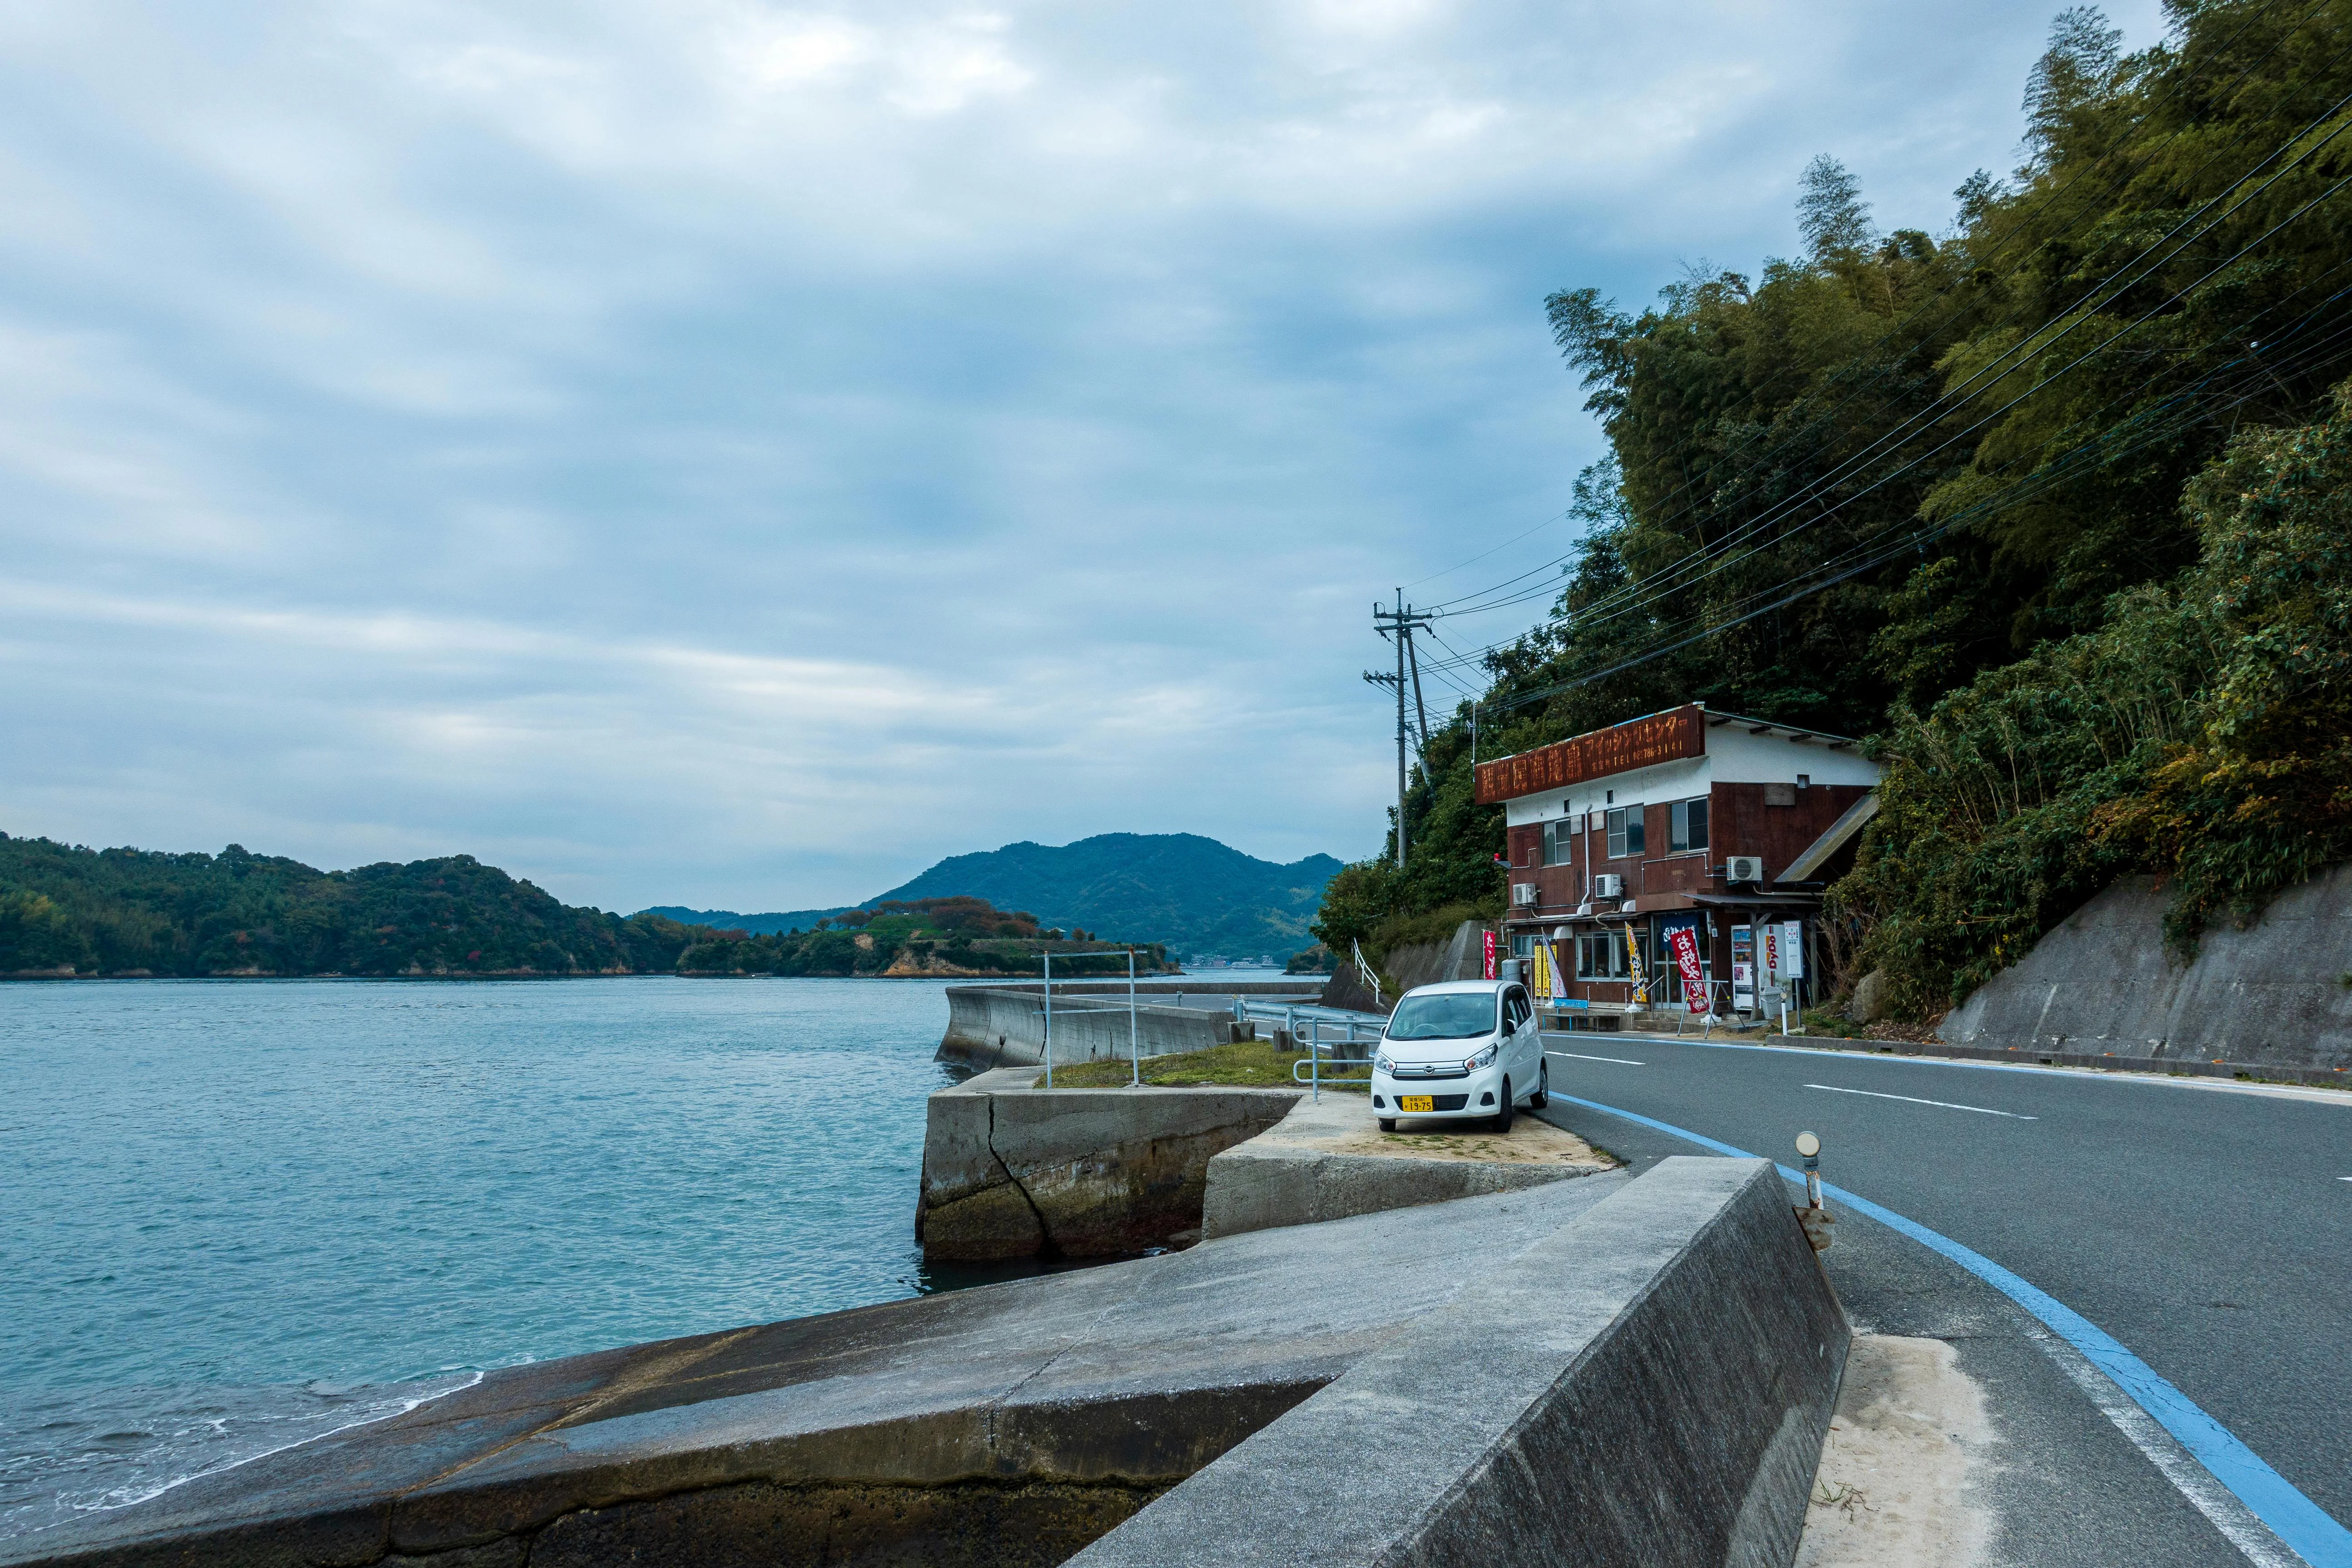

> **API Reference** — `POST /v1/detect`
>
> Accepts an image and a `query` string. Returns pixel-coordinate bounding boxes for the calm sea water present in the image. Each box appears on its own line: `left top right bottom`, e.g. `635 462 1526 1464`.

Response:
0 976 992 1545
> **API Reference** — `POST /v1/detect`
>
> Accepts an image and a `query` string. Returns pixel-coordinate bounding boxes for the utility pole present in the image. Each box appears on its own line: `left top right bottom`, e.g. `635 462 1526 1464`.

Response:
1366 591 1435 870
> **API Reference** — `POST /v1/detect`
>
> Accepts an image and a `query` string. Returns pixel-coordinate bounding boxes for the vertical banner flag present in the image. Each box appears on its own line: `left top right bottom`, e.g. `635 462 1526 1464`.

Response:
1622 926 1648 1006
1668 927 1706 1015
1762 924 1780 986
1545 942 1569 1001
1482 929 1497 980
1530 940 1552 997
1783 921 1805 977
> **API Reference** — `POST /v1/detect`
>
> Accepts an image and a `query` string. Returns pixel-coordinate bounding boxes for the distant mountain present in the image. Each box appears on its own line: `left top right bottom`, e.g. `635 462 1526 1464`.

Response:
648 833 1343 960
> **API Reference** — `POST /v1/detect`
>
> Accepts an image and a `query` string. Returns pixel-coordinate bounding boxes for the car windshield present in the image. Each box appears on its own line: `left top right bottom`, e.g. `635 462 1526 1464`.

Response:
1385 992 1498 1041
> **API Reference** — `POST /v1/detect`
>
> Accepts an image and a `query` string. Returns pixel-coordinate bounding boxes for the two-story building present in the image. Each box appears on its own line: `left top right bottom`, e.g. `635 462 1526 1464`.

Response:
1472 703 1883 1019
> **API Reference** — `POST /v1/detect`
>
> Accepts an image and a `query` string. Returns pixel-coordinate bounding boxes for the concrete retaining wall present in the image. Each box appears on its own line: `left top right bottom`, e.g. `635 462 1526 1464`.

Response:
1939 868 2352 1070
917 1068 1301 1259
1070 1157 1849 1568
1200 1094 1612 1240
938 987 1259 1071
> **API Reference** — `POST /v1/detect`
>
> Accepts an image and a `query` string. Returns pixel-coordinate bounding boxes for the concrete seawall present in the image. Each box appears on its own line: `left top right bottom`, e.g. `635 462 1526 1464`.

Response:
917 1068 1300 1259
15 1156 1843 1568
1939 867 2352 1070
9 1177 1636 1568
1071 1158 1849 1568
938 986 1290 1071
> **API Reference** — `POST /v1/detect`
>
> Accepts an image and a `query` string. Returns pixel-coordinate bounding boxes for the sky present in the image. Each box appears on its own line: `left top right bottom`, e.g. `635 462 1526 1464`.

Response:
0 0 2167 914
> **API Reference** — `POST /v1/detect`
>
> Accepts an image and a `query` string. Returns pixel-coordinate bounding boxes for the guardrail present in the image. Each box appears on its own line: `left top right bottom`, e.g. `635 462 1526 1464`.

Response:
1234 996 1386 1046
1290 1017 1379 1101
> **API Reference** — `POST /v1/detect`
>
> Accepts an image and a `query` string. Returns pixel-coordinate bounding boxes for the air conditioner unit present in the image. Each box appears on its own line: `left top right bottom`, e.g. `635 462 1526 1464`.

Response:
1591 874 1624 898
1511 883 1538 907
1725 855 1765 885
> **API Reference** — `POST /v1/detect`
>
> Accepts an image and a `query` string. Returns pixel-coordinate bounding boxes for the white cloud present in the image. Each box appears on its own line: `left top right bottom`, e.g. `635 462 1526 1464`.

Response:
0 0 2169 910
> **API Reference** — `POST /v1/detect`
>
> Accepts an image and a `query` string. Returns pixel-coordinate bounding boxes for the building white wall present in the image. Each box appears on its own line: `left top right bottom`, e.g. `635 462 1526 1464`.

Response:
1702 727 1880 788
1502 754 1711 827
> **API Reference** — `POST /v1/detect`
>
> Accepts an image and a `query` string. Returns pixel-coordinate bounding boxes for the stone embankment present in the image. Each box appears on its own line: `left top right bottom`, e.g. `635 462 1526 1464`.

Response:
1937 867 2352 1072
936 981 1324 1072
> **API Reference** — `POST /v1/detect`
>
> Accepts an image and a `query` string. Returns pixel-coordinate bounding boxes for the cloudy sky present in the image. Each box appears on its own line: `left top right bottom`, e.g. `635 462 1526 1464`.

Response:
0 0 2164 914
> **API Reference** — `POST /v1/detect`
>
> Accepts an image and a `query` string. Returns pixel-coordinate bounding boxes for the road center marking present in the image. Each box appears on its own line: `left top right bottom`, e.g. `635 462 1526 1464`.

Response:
1807 1083 2037 1119
1547 1050 1645 1066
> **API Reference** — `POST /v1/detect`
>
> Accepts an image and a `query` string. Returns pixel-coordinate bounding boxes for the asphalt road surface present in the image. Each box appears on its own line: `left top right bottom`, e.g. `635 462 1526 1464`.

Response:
1531 1031 2352 1568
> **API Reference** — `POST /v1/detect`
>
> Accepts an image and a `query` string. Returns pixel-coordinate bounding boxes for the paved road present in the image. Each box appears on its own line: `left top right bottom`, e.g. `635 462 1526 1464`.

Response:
1531 1032 2352 1567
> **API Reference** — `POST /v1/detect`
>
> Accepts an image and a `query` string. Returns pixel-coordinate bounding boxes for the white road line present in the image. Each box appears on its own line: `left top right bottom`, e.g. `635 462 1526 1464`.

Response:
1547 1050 1645 1066
1806 1083 2038 1119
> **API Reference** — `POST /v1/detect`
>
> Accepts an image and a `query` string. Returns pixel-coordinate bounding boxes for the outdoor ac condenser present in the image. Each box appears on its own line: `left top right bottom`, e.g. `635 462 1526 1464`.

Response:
1511 883 1538 906
1591 873 1624 898
1724 855 1765 884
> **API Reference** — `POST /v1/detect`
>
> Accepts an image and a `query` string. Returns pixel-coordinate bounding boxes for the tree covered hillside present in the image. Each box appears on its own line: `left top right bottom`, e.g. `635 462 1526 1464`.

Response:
865 833 1343 960
1317 0 2352 1017
674 896 1174 977
0 834 702 977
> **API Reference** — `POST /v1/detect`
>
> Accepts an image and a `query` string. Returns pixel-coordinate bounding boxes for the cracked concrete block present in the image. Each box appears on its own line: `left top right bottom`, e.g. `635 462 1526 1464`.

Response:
917 1071 1300 1261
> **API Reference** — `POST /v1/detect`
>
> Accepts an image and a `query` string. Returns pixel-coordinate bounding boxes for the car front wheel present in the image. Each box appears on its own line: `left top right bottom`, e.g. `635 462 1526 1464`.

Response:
1492 1076 1514 1133
1378 1117 1396 1133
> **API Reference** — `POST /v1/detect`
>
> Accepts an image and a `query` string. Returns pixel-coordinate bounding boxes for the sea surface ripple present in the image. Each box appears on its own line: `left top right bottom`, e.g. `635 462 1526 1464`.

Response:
0 976 966 1543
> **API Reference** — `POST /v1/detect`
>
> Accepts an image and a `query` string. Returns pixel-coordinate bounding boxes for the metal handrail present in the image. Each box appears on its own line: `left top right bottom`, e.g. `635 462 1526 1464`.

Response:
1289 1019 1376 1101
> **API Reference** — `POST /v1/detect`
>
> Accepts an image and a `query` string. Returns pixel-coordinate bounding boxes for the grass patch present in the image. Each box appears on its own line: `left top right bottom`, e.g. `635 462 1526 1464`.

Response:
1048 1040 1369 1090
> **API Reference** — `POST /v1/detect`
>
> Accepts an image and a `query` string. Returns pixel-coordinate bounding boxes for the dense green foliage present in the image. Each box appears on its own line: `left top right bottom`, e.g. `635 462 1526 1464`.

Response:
1319 0 2352 1005
0 835 702 977
1840 384 2352 1012
675 897 1170 977
651 834 1339 960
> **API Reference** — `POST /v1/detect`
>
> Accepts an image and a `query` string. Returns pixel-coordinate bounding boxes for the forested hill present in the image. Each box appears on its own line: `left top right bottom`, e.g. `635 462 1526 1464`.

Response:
0 834 703 977
653 833 1345 961
1316 1 2352 1021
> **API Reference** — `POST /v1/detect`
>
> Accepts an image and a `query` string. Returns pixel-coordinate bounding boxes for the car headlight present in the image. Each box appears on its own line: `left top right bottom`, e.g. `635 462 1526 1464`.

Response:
1465 1043 1498 1072
1374 1053 1394 1074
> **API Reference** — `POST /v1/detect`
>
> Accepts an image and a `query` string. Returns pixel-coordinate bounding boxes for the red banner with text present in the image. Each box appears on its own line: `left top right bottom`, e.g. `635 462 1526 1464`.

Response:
1668 927 1707 1015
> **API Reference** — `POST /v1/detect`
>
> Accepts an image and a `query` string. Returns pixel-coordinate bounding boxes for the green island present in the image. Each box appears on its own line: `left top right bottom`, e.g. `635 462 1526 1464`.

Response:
677 897 1173 978
0 834 1161 980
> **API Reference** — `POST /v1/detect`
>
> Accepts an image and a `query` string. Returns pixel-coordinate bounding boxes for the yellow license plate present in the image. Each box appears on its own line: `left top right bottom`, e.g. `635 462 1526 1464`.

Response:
1398 1095 1435 1113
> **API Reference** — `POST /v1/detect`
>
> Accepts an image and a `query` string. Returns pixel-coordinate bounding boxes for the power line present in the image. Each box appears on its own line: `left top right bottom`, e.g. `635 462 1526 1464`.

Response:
1415 0 2329 627
1469 277 2352 719
1411 87 2352 678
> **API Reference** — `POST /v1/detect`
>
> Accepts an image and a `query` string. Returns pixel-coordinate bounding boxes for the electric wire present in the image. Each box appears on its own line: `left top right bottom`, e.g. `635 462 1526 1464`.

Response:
1415 0 2333 624
1412 139 2352 678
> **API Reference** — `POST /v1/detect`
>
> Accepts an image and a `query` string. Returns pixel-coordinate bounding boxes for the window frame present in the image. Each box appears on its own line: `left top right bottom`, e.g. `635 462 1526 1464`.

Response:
1669 796 1710 854
1606 806 1645 859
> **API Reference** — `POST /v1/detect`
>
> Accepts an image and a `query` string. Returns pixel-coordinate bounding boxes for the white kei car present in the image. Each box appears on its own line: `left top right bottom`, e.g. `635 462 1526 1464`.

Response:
1370 979 1547 1133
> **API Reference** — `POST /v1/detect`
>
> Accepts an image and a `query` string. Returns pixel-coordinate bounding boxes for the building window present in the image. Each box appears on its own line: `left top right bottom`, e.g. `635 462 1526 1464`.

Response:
1605 806 1644 859
1670 797 1709 853
1542 819 1574 867
1576 930 1644 980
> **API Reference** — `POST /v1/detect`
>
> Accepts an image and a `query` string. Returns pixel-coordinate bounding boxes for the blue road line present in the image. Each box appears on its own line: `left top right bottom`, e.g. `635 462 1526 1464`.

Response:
1553 1091 2352 1567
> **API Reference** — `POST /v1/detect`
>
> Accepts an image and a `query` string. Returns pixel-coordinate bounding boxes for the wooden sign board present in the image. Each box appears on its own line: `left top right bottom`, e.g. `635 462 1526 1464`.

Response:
1474 704 1706 804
